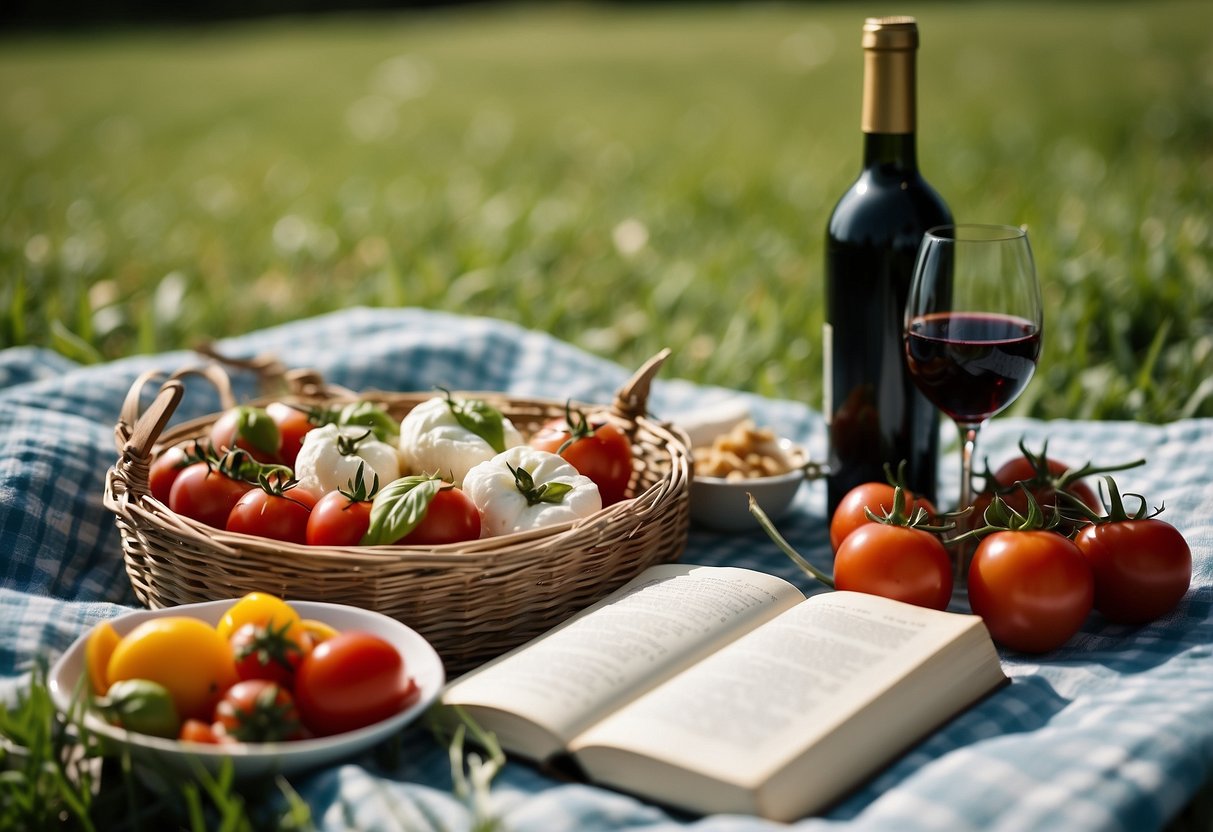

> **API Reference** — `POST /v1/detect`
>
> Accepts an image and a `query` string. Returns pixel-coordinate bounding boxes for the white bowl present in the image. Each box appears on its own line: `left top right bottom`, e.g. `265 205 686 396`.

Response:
48 600 444 782
690 438 811 532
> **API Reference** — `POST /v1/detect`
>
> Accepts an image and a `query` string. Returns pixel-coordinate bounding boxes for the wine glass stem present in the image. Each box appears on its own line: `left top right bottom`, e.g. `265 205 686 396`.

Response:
952 421 982 593
957 422 981 513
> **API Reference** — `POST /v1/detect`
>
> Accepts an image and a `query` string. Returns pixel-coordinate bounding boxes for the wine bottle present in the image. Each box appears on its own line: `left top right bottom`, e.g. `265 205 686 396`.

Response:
824 15 952 515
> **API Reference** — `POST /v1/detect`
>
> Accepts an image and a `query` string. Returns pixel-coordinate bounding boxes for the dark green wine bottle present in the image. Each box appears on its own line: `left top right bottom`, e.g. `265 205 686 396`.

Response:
824 16 952 516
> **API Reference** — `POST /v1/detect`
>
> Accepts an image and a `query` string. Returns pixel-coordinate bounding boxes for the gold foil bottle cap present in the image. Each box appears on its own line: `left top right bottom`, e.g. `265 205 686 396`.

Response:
863 17 919 50
860 17 919 134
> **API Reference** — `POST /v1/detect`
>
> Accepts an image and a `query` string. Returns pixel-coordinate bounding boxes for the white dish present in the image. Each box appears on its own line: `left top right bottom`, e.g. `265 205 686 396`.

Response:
690 437 813 532
48 599 445 782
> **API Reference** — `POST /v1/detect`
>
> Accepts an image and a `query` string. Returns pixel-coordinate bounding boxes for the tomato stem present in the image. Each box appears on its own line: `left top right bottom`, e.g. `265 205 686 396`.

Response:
863 486 957 533
985 437 1146 497
554 399 597 456
747 494 835 589
335 429 374 457
338 461 381 502
947 484 1061 544
1060 475 1161 524
507 462 572 506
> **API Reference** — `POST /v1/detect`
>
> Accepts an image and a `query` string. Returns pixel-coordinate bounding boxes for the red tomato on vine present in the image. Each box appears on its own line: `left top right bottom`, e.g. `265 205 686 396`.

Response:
149 441 207 504
965 491 1094 653
829 463 938 552
168 452 257 529
834 523 952 610
755 487 952 611
1070 477 1191 625
226 477 317 544
968 438 1143 534
307 490 374 546
529 404 632 505
307 462 379 547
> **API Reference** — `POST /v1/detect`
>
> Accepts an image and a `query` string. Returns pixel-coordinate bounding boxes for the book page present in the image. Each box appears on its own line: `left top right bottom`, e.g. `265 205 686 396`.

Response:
570 590 998 794
441 564 805 757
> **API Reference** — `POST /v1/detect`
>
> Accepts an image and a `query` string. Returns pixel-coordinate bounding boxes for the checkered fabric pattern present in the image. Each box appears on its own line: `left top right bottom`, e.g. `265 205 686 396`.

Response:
2 308 1210 831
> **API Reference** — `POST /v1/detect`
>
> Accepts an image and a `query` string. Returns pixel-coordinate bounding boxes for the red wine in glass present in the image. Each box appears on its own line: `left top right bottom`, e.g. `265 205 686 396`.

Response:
905 312 1041 424
904 224 1042 594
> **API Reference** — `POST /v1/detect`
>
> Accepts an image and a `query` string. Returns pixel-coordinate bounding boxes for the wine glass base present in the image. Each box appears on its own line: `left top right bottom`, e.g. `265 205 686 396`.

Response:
948 582 972 615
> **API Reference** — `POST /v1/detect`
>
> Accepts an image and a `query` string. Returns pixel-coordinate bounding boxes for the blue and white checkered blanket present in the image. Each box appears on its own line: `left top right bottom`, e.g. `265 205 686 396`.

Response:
2 308 1210 831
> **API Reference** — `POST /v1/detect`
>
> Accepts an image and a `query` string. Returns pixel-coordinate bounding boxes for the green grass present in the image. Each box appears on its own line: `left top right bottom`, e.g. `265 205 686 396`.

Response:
2 1 1212 421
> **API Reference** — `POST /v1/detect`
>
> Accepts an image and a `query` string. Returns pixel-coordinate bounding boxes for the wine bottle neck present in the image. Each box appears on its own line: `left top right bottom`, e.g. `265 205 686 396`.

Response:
862 132 919 171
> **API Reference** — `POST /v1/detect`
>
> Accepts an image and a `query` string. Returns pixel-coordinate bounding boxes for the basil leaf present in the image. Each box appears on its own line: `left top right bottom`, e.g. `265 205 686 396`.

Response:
236 406 280 456
447 396 507 453
362 476 443 546
338 401 400 444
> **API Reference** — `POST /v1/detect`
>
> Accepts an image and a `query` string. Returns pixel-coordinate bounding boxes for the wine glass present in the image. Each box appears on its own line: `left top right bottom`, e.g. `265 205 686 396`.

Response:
903 224 1042 560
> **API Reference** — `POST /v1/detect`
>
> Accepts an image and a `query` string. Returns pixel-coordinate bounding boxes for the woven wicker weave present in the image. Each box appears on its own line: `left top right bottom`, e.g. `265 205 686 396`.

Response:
104 351 691 674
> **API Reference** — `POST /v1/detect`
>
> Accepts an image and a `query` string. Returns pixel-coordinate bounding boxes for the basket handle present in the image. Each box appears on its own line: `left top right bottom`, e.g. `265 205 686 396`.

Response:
610 348 670 426
194 342 349 400
116 364 237 460
194 341 291 396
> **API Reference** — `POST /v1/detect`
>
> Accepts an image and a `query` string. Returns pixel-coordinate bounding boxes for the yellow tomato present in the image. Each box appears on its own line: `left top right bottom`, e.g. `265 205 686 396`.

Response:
299 618 339 645
84 620 121 695
106 617 237 720
216 592 305 643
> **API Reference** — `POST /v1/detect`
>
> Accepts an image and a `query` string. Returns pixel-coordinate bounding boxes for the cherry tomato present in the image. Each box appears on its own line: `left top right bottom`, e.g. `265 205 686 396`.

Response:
829 481 938 552
307 490 374 547
833 523 952 610
149 443 193 504
106 616 237 720
210 405 281 463
967 530 1094 653
267 402 317 468
179 718 224 745
214 680 304 743
226 483 317 544
1075 518 1191 625
169 462 254 529
529 412 632 505
294 631 418 736
230 620 312 687
398 486 481 546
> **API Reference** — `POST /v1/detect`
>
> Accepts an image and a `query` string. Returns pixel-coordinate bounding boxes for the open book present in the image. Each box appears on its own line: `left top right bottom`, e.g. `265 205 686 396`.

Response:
440 564 1007 822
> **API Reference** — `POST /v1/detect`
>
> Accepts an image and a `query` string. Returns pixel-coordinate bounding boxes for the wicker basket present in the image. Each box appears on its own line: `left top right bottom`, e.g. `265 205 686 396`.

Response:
104 350 692 674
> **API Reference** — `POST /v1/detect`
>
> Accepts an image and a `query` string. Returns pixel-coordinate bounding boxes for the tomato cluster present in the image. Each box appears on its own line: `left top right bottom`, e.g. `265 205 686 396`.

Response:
819 441 1192 654
86 593 419 743
149 397 632 547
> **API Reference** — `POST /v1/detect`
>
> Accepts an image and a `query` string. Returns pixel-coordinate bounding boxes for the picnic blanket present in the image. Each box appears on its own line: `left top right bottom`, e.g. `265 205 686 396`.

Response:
2 307 1210 831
